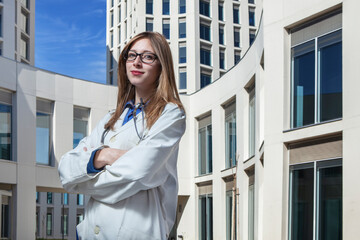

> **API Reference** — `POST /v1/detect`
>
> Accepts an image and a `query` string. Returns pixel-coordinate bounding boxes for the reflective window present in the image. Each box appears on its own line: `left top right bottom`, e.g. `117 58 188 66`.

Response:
63 193 69 205
219 49 225 70
77 194 84 206
248 169 255 240
225 103 236 168
248 85 255 157
179 68 187 89
234 27 240 47
162 19 170 39
36 99 53 165
289 160 342 240
226 190 236 240
110 11 114 27
249 29 256 45
233 5 239 24
198 117 212 175
179 19 186 38
163 0 170 15
200 47 211 66
47 192 53 204
249 7 255 26
1 195 11 238
0 90 12 161
219 25 224 45
146 0 153 14
179 0 186 14
199 194 213 240
200 0 210 17
179 43 186 63
146 18 153 32
218 3 224 21
200 23 211 41
73 107 90 148
201 72 211 88
46 211 53 236
234 50 241 64
291 30 342 128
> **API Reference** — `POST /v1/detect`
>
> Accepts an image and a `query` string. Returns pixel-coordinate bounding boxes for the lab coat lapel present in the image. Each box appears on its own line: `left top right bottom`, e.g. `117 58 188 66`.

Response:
105 108 145 144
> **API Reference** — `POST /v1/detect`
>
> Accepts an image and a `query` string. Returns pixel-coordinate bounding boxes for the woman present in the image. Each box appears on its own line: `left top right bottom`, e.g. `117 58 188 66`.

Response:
58 32 186 240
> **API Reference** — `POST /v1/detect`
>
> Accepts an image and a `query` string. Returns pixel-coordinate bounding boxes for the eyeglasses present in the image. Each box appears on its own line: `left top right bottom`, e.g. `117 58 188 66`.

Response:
125 50 158 64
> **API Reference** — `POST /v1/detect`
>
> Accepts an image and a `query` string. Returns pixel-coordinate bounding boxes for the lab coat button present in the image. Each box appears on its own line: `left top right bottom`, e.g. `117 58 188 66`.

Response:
94 226 100 234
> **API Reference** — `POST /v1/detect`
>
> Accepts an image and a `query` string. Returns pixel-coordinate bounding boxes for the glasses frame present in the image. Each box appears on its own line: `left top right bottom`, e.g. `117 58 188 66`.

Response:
125 50 158 64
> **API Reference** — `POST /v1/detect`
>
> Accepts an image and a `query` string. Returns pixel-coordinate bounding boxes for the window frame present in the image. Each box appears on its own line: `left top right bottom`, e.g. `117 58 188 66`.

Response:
290 28 342 129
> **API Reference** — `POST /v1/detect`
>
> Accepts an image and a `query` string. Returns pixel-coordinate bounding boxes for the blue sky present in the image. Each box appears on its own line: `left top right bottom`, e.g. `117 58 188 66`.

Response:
35 0 107 84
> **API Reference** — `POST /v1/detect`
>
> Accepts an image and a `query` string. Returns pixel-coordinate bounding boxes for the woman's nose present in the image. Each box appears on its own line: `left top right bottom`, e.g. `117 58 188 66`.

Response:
133 55 142 66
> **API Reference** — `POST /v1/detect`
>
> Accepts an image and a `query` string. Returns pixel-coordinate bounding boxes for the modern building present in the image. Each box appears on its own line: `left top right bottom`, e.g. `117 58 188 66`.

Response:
0 0 35 65
1 0 360 239
105 0 262 93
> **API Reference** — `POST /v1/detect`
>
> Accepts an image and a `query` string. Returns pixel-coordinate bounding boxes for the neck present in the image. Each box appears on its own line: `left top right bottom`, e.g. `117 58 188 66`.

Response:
135 88 151 105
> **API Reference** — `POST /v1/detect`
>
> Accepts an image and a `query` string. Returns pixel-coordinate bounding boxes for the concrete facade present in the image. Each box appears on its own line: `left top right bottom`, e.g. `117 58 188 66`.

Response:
1 0 360 239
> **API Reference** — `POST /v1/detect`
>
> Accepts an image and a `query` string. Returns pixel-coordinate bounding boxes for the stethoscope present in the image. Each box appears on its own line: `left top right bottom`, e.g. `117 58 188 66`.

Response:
100 98 146 145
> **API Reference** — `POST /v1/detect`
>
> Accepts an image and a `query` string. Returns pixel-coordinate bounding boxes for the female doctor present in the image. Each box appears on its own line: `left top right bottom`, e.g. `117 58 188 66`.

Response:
58 32 185 240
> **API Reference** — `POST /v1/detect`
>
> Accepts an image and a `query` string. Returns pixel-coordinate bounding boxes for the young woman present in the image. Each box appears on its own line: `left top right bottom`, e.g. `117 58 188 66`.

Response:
58 32 186 240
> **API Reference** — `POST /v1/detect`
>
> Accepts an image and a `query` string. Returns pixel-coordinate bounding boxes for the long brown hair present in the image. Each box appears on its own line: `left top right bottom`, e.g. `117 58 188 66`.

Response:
105 32 184 130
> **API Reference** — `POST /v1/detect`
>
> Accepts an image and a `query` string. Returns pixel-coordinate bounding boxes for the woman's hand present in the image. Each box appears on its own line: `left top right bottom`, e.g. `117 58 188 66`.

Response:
93 148 128 169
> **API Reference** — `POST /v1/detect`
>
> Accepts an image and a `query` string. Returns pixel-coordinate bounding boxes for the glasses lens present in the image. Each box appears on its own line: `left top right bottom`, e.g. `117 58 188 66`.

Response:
141 53 156 63
127 51 137 61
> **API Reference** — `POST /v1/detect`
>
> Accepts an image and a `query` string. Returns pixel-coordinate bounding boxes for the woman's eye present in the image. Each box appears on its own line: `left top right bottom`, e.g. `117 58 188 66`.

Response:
128 53 137 59
143 54 155 60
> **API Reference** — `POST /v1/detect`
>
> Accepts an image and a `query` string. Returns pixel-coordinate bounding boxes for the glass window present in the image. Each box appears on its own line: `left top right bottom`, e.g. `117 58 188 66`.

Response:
200 0 210 17
163 0 170 15
219 25 224 45
0 10 2 38
47 192 53 204
118 26 121 44
179 68 187 89
21 11 29 34
249 86 255 157
74 107 89 148
248 169 255 240
200 23 211 41
77 214 84 225
20 36 29 60
234 50 241 64
218 3 224 21
118 6 121 22
291 30 342 128
200 47 211 66
46 211 52 236
146 0 153 14
289 160 342 240
225 103 236 168
77 194 84 206
179 19 186 38
249 7 255 26
110 31 114 48
36 192 39 203
146 18 153 32
0 90 12 161
1 195 10 238
249 0 255 4
249 29 256 45
179 0 186 14
233 5 239 24
162 19 170 39
63 193 69 205
36 99 53 165
179 43 186 63
199 194 213 240
234 27 240 47
226 190 234 240
110 11 114 27
198 118 212 175
61 212 68 236
220 49 225 70
201 72 211 88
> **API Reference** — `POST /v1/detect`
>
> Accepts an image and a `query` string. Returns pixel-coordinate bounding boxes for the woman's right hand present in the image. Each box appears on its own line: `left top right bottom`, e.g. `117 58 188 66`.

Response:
93 148 128 169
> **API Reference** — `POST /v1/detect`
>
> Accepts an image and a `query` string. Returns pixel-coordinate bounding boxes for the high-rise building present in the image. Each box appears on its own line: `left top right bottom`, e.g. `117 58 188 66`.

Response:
0 0 35 65
106 0 262 93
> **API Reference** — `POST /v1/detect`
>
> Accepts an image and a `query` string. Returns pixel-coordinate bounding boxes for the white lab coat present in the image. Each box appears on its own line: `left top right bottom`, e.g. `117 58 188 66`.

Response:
58 103 186 240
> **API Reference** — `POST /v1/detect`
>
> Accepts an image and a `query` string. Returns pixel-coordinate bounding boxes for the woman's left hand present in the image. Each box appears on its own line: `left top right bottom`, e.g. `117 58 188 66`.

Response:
94 148 128 169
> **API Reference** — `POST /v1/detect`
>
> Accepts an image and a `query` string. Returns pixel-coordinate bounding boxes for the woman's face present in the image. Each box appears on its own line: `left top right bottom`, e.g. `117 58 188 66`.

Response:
126 38 161 94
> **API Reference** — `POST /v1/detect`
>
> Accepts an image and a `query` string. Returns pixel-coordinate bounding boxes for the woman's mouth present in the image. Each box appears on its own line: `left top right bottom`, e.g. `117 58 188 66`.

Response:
131 71 144 76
